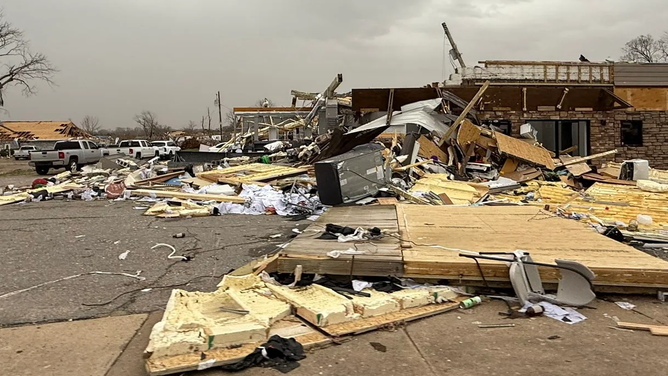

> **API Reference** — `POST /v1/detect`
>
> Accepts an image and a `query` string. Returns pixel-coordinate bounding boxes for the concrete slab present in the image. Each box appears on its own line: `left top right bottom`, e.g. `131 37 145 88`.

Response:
195 329 434 376
405 299 668 376
107 311 162 376
0 314 147 376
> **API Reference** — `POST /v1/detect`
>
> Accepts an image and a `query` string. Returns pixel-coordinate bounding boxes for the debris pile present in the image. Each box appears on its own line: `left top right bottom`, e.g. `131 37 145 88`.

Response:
1 157 324 219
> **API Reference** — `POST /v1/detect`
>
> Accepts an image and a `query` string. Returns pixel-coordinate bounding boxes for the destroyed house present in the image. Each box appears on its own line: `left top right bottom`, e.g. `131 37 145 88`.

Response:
0 120 90 150
352 61 668 168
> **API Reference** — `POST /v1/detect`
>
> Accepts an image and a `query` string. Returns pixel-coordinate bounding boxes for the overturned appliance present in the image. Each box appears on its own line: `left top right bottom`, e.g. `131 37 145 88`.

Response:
315 143 387 205
460 250 596 306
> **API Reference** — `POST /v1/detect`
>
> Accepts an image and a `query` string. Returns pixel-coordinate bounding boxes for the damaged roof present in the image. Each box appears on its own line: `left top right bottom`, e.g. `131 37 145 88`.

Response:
0 121 90 141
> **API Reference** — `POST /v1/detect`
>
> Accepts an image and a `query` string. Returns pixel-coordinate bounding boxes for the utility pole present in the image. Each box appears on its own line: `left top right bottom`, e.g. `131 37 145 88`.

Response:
215 91 223 139
207 107 211 132
441 22 466 69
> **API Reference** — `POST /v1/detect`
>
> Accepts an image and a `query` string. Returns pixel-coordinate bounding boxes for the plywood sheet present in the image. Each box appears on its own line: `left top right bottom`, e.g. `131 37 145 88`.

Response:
457 119 481 147
197 163 307 184
400 205 668 288
417 135 448 162
377 197 399 205
278 206 403 276
409 174 482 205
146 317 329 376
614 87 668 111
494 131 556 169
495 181 668 232
320 300 461 337
560 156 592 176
0 183 83 206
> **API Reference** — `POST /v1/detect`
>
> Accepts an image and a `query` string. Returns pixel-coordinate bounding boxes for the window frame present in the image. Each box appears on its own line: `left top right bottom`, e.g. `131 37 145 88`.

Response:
620 120 643 147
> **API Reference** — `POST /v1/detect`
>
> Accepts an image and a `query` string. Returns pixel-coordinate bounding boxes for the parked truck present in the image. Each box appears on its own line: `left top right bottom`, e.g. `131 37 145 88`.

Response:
14 145 39 160
29 140 103 175
108 140 159 159
151 140 180 159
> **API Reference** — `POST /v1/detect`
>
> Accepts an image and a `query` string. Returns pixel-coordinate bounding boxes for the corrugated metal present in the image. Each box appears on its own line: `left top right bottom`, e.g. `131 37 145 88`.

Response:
614 63 668 86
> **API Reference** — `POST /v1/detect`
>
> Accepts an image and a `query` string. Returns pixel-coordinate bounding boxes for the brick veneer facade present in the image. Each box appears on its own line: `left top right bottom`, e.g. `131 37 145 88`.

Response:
477 110 668 169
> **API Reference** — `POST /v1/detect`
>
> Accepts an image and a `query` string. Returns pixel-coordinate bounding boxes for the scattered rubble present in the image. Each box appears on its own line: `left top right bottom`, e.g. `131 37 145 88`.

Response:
5 79 668 376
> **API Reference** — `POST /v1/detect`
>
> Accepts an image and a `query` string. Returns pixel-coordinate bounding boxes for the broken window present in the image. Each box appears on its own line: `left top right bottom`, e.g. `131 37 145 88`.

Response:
530 120 589 156
621 120 643 147
483 120 511 135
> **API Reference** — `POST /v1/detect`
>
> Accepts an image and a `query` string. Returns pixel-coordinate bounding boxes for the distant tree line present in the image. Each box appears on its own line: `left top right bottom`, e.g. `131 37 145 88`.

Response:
621 33 668 63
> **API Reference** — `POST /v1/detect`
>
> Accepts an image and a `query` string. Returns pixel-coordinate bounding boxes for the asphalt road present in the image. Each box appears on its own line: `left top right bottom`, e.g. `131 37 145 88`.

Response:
0 195 308 326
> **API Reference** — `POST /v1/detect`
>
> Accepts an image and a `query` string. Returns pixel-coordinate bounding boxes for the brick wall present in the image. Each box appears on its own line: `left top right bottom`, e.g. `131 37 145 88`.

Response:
477 110 668 169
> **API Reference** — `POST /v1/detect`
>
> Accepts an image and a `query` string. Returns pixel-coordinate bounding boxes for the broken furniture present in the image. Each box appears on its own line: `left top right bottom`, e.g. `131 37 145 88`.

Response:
459 250 596 306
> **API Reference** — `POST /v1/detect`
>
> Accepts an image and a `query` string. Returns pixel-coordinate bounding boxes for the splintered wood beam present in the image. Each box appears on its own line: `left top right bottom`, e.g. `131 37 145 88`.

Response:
131 189 246 203
553 149 618 167
439 80 490 146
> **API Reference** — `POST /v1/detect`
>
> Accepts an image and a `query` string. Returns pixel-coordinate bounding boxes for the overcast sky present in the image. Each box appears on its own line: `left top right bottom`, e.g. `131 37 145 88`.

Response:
1 0 666 130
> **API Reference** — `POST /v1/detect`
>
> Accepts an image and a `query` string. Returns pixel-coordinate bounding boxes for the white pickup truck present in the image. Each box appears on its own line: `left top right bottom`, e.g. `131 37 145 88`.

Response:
29 140 103 174
14 145 39 160
151 141 180 159
108 140 159 159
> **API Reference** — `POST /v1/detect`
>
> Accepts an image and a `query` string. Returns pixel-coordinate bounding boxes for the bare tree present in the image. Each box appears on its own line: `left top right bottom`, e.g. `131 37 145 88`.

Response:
133 111 161 140
225 110 236 127
621 34 668 63
153 124 172 140
80 115 101 135
183 120 198 135
254 98 275 107
0 12 57 107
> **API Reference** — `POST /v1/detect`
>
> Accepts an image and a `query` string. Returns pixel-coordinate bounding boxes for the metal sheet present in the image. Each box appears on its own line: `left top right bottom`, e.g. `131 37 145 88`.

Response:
615 63 668 86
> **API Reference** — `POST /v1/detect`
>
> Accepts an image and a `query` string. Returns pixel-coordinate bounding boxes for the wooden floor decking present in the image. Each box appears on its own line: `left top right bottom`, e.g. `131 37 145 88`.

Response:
277 205 668 289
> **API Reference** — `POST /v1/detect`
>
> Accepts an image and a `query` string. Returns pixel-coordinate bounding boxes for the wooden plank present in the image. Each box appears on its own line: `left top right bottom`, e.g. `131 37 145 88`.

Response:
560 156 592 177
400 205 668 288
320 300 461 337
134 171 184 185
457 119 481 147
501 158 519 175
394 160 433 172
616 321 668 332
131 189 246 203
217 177 268 187
395 203 412 249
409 174 482 205
651 327 668 336
417 135 448 162
279 206 403 276
146 317 330 376
439 81 490 145
494 131 556 169
580 173 636 186
197 163 307 184
181 177 220 188
553 150 618 167
559 145 578 155
502 168 542 183
377 197 398 205
0 183 84 206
